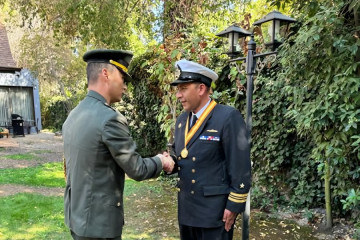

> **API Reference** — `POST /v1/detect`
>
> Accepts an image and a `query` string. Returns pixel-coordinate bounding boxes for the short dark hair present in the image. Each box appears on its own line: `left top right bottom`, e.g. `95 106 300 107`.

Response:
194 82 211 93
86 62 115 84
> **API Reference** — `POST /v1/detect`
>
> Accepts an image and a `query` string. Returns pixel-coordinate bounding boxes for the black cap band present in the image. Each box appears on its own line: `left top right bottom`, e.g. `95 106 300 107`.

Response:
174 72 212 87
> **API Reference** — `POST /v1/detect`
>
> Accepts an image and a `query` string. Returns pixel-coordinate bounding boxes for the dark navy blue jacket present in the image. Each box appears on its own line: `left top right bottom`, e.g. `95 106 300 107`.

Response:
171 103 251 228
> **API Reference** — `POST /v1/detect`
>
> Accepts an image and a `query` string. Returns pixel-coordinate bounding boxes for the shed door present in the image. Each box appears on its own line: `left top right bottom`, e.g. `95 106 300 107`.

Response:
0 86 35 127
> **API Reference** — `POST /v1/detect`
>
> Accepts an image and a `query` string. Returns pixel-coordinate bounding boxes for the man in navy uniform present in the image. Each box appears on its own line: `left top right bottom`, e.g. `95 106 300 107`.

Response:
63 49 174 240
169 59 251 240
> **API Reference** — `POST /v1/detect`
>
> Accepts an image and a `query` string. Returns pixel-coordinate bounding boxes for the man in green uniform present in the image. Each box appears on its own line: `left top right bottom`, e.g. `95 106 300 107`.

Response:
62 49 174 240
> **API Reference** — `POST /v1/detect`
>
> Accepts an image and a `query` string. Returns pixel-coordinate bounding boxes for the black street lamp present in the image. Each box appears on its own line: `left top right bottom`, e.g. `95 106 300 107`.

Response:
216 11 296 240
215 24 252 58
253 11 297 51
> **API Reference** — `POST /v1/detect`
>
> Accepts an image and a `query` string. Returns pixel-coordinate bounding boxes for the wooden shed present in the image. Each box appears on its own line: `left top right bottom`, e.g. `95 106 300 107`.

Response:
0 23 42 134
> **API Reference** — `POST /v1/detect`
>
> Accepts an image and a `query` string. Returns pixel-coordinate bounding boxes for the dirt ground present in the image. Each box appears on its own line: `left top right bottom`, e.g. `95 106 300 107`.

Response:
0 132 358 240
0 132 64 196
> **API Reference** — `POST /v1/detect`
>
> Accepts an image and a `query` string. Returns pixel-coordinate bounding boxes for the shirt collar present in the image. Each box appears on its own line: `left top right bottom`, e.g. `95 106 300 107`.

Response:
192 98 211 119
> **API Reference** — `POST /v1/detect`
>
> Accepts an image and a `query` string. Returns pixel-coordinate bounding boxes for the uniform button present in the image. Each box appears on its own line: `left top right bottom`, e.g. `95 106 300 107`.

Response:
178 167 181 171
178 156 181 160
177 178 180 181
192 180 195 184
192 169 195 173
191 191 195 194
117 202 121 207
176 188 180 192
192 157 196 161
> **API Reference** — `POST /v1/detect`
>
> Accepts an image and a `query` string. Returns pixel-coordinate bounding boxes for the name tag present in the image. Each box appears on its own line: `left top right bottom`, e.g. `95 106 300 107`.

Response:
200 135 220 141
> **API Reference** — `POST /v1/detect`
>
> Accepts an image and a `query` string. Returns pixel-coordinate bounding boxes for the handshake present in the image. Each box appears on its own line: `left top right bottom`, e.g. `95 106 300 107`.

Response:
157 152 175 173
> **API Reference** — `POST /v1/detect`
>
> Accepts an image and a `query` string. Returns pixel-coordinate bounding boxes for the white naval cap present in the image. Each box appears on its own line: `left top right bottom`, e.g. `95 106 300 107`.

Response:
170 59 218 87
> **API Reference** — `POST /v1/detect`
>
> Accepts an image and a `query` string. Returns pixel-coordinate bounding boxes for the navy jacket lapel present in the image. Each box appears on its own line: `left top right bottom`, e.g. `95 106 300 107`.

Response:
176 113 189 153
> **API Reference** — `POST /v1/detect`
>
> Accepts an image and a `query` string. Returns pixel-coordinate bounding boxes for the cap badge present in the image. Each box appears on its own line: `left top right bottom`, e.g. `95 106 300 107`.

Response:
174 68 181 79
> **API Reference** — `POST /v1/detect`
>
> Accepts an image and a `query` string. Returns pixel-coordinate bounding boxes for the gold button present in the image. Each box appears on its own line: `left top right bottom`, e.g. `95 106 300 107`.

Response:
192 180 195 184
177 178 180 181
176 188 180 192
117 202 121 207
178 167 181 171
191 191 195 194
178 156 181 160
192 169 195 173
192 157 196 161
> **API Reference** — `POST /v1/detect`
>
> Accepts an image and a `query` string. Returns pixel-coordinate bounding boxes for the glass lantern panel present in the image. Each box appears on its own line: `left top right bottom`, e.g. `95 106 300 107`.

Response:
228 32 240 53
261 20 289 44
260 21 272 44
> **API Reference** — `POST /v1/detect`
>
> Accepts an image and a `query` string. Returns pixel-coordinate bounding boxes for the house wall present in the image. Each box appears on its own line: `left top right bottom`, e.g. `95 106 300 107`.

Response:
0 69 42 131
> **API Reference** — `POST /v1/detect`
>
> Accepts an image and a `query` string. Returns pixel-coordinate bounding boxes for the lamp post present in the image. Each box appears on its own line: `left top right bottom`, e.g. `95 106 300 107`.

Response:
216 24 252 58
216 10 296 240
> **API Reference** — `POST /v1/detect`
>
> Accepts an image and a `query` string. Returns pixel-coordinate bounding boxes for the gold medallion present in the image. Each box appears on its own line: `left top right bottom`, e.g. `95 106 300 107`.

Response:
181 148 188 158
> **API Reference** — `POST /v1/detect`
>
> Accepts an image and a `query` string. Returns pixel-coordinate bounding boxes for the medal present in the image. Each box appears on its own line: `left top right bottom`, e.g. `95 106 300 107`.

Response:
181 148 188 158
181 100 217 160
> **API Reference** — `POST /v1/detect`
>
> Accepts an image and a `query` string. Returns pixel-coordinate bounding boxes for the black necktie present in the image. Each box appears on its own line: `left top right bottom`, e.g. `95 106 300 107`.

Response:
190 115 198 129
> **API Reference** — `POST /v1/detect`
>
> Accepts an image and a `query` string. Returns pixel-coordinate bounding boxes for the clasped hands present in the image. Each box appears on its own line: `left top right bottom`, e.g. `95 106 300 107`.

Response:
157 152 174 173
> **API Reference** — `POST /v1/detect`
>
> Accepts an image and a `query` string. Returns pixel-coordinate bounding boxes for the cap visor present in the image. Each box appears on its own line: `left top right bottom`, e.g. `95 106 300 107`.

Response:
116 67 132 82
170 79 198 86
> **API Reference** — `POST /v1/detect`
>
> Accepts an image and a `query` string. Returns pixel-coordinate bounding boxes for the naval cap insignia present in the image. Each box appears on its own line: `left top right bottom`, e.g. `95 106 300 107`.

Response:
174 68 181 79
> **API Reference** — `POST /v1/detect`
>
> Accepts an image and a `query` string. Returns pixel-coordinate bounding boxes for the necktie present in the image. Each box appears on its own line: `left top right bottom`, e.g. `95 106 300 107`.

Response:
190 115 198 129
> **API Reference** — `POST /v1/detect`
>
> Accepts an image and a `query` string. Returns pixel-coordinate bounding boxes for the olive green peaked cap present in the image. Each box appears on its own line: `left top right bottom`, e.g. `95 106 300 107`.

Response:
83 49 133 81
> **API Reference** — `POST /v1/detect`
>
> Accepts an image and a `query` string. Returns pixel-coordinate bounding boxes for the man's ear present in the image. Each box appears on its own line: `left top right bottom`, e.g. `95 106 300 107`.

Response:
199 83 207 96
101 68 110 82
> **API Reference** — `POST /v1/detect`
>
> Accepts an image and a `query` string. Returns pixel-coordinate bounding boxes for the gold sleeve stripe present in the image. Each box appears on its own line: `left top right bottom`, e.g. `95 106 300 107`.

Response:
229 192 248 198
109 60 128 73
229 195 247 200
229 196 247 202
228 196 247 203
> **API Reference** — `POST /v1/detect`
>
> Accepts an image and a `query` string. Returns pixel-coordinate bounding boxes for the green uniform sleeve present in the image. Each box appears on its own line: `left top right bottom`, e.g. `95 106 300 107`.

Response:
103 113 162 181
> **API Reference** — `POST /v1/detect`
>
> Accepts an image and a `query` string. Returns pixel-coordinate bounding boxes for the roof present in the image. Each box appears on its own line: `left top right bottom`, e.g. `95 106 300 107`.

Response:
0 23 20 71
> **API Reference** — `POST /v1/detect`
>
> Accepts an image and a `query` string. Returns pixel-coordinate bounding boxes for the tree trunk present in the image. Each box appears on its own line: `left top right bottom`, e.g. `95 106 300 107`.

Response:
324 159 333 229
354 6 360 76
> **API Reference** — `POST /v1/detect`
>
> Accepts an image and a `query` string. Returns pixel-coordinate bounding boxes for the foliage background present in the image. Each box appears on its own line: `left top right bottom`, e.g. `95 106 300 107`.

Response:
1 0 359 229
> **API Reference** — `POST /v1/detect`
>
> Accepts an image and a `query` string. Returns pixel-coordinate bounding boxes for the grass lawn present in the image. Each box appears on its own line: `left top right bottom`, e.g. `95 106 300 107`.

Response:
0 153 40 161
0 162 179 239
0 180 179 240
0 194 68 240
0 163 317 240
0 162 65 187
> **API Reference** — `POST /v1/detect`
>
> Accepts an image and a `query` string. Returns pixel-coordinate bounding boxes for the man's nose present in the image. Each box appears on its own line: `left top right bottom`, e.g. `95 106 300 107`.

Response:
176 91 182 98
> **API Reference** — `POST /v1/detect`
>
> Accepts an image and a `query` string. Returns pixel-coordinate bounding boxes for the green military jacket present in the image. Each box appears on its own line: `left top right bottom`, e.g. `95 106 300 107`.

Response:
63 90 162 238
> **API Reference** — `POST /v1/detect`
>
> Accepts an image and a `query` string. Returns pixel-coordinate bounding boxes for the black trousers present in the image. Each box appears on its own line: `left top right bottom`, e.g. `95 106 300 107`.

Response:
70 230 122 240
179 224 234 240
